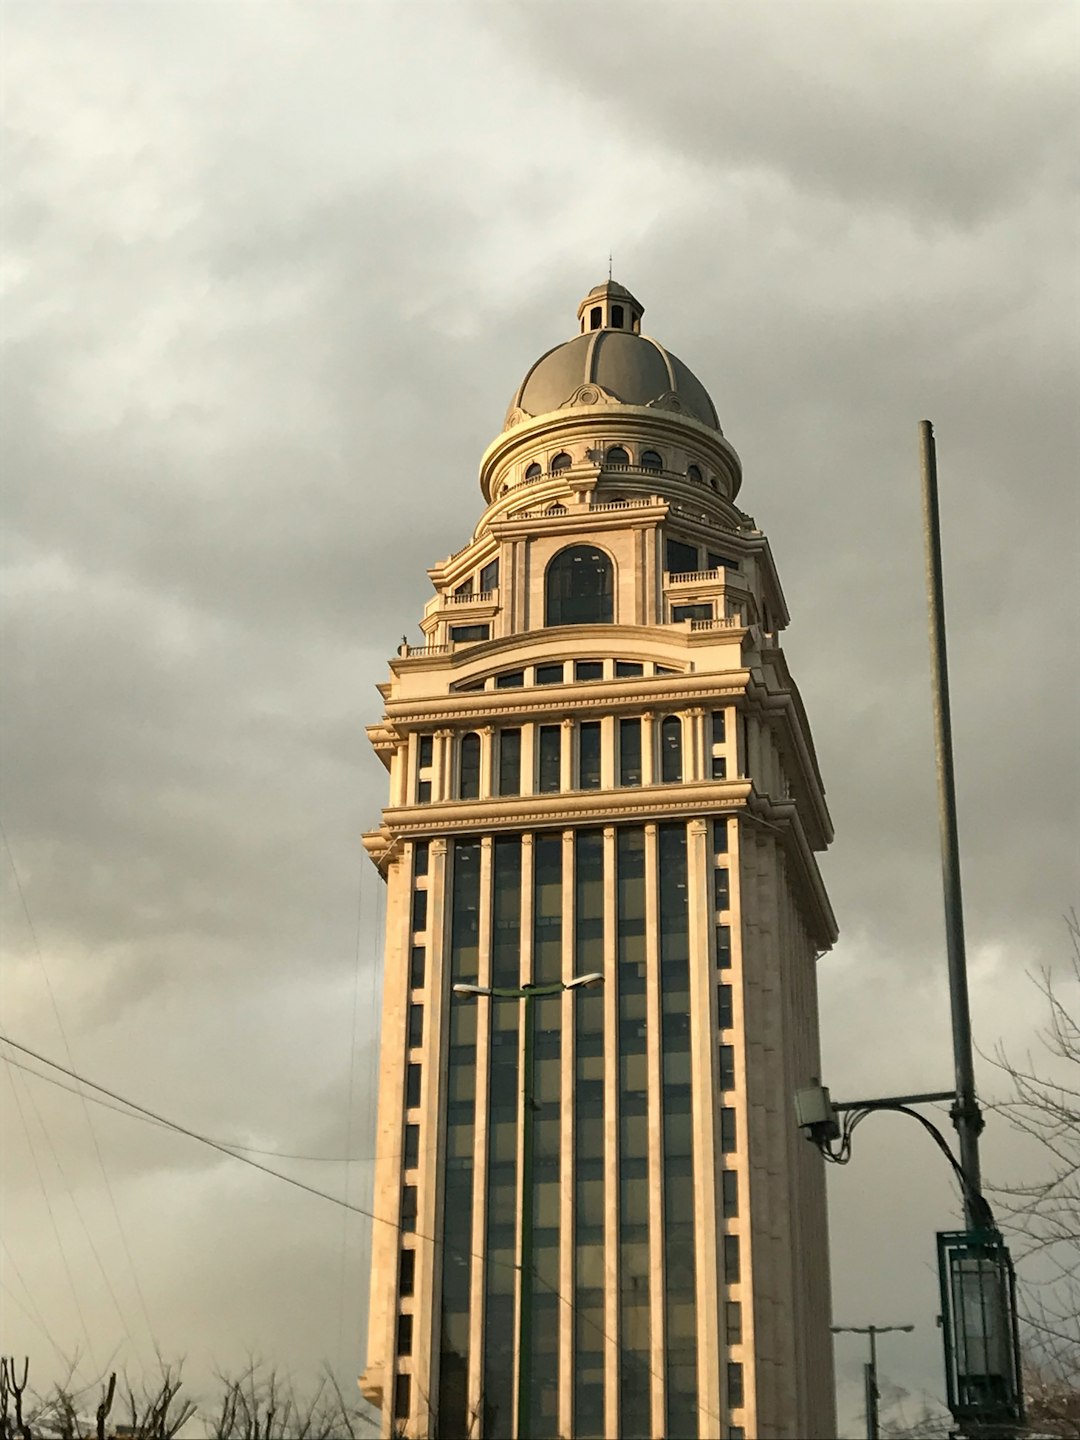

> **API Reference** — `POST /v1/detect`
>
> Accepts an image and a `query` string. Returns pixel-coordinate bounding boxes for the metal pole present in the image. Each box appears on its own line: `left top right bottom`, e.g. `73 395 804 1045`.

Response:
866 1328 879 1440
919 420 984 1222
516 987 536 1440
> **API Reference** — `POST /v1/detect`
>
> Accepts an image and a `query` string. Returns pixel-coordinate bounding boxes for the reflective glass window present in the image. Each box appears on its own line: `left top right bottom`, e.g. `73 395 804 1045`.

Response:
726 1300 742 1345
418 735 433 769
413 841 429 877
393 1375 410 1421
450 624 490 643
615 660 644 677
397 1313 413 1356
575 660 603 681
525 462 541 480
536 663 564 685
712 753 727 779
715 818 729 853
538 726 562 793
480 558 499 592
459 732 481 800
551 451 572 471
498 729 521 797
708 551 740 571
724 1234 740 1283
712 711 726 745
545 545 614 626
607 446 630 465
727 1363 744 1409
578 722 602 789
401 1186 417 1234
416 779 432 805
574 831 605 1438
661 716 683 783
619 718 642 787
641 450 662 470
406 1064 421 1110
496 670 524 689
611 305 624 328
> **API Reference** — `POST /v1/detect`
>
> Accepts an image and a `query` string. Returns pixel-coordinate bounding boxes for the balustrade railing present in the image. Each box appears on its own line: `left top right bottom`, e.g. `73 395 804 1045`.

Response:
665 567 722 584
446 589 495 604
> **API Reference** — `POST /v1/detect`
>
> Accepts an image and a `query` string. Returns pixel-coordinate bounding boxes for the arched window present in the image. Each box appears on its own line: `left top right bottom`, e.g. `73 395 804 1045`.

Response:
611 304 624 328
606 446 630 466
641 450 663 471
525 462 541 480
687 464 703 484
545 545 614 627
590 307 602 330
661 716 683 783
459 733 481 799
551 452 572 473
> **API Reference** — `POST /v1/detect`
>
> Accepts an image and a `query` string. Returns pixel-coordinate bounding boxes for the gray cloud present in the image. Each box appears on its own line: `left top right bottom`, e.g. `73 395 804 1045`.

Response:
2 3 1077 1433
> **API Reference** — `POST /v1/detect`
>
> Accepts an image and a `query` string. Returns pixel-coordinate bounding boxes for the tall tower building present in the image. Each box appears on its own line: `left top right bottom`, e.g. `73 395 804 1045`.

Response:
360 282 837 1440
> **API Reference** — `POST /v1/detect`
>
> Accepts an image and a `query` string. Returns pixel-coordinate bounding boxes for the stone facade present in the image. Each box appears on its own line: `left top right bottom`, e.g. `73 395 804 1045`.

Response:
360 282 837 1439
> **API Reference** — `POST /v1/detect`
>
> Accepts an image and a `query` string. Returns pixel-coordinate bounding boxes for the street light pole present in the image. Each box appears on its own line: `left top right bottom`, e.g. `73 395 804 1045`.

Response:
832 1324 914 1440
453 971 603 1440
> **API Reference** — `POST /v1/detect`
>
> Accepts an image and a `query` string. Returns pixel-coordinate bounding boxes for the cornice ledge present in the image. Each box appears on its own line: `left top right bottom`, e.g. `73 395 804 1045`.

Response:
383 676 752 727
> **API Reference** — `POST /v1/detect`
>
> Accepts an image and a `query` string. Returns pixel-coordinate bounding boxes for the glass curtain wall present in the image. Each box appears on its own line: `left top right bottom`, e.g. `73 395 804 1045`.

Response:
658 823 699 1438
616 828 651 1436
530 834 563 1436
573 832 606 1436
440 841 481 1437
483 837 521 1438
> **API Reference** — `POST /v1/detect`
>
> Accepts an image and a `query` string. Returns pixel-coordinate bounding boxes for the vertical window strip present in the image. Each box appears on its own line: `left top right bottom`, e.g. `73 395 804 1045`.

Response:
619 717 642 787
459 733 481 800
579 722 602 790
483 836 521 1439
438 840 481 1436
530 834 563 1435
658 822 699 1439
573 831 606 1438
616 827 651 1437
661 716 683 783
498 729 522 797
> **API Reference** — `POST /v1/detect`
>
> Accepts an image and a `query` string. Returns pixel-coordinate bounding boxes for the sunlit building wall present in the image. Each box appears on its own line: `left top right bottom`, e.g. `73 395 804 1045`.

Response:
360 281 838 1439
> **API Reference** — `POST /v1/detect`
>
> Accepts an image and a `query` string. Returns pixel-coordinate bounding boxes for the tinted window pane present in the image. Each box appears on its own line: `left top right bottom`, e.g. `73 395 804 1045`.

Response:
718 983 733 1029
416 780 432 805
575 660 603 681
708 552 740 571
579 722 602 790
410 946 425 990
715 818 729 853
401 1185 417 1234
413 841 429 877
712 754 727 779
712 711 726 745
545 545 614 626
408 1004 423 1049
539 726 561 793
450 624 490 642
641 450 662 470
726 1301 742 1345
615 660 643 677
418 735 433 768
719 1045 735 1091
727 1363 744 1409
393 1375 410 1420
496 670 524 689
666 538 699 574
721 1108 737 1153
399 1248 415 1297
714 869 730 911
459 733 481 799
722 1171 739 1218
499 729 521 797
411 890 428 934
406 1065 421 1110
619 718 642 787
480 558 499 591
397 1313 413 1356
536 664 564 685
673 603 713 622
717 925 731 970
404 1123 419 1170
724 1234 740 1283
661 716 683 783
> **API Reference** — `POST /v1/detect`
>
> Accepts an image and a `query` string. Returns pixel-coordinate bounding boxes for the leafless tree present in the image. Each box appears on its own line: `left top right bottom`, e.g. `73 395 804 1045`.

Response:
987 911 1080 1436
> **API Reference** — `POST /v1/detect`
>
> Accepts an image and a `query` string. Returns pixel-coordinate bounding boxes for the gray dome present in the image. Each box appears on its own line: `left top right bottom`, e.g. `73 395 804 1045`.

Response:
504 282 721 432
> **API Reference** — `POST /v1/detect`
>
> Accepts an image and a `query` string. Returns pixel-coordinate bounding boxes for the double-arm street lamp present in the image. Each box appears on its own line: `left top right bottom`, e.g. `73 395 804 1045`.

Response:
831 1324 914 1440
452 972 604 1440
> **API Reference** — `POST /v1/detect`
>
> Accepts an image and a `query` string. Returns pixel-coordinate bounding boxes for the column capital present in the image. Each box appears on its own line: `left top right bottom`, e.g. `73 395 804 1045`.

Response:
561 715 576 730
430 838 449 857
434 728 454 740
686 706 705 719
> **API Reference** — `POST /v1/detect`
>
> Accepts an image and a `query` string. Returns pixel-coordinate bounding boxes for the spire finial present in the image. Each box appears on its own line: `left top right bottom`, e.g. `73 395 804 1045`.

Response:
608 251 613 281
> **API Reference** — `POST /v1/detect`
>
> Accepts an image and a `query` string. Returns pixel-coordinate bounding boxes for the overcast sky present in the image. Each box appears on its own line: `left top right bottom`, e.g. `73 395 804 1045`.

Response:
2 3 1077 1435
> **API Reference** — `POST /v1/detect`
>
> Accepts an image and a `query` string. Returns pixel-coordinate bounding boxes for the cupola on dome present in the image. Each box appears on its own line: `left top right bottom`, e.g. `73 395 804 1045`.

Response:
504 280 721 432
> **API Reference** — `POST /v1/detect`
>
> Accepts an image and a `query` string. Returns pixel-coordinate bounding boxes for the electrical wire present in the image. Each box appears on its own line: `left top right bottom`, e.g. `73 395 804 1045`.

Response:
1 818 158 1355
0 1029 728 1432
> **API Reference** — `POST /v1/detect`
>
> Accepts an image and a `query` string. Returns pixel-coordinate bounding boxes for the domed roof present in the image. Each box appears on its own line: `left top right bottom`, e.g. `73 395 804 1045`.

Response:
504 281 721 432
